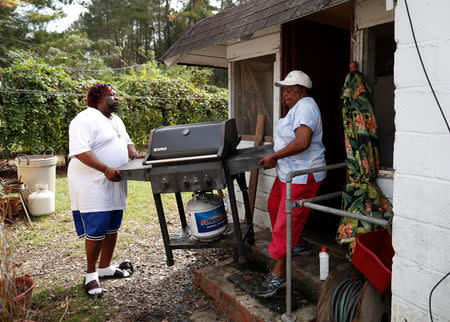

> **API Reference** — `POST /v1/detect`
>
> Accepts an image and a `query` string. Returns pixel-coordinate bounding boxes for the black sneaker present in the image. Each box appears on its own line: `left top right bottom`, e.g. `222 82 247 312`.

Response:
292 240 312 256
256 272 286 298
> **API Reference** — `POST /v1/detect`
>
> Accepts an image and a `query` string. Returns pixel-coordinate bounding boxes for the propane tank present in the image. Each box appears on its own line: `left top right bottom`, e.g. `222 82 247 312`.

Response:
28 184 55 216
186 192 228 241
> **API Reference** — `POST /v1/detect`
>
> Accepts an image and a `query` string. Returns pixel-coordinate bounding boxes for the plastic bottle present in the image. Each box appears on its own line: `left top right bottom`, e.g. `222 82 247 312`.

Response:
319 247 329 280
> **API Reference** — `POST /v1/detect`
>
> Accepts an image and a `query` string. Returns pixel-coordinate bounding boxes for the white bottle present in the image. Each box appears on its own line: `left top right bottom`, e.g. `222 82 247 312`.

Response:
319 247 329 280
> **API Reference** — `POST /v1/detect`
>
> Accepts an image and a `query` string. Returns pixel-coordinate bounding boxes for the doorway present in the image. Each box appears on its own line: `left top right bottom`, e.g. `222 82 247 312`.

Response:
281 18 351 249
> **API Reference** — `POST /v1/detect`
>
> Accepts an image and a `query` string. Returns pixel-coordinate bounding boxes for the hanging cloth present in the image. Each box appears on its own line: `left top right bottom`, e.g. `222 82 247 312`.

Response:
336 68 394 257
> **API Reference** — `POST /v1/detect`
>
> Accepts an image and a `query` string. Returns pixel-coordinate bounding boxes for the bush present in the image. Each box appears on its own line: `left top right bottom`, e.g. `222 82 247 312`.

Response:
0 58 85 156
117 63 228 149
0 59 228 156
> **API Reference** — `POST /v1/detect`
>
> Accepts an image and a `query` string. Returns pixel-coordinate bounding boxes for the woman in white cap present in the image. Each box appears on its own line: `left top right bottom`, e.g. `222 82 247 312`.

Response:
256 70 326 297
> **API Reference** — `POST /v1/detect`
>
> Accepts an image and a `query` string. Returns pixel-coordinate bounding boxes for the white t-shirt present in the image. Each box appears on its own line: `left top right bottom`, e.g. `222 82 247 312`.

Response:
68 107 132 212
274 97 326 184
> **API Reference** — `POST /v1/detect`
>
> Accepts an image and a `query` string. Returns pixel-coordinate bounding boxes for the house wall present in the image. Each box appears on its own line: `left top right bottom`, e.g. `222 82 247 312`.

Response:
227 25 281 135
392 1 450 321
233 140 276 229
227 27 281 230
355 0 394 29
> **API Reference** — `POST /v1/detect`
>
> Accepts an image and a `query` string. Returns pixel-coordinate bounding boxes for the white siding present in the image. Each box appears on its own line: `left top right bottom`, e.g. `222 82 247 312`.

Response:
392 0 450 321
227 28 281 230
226 26 280 62
232 140 275 230
355 0 394 29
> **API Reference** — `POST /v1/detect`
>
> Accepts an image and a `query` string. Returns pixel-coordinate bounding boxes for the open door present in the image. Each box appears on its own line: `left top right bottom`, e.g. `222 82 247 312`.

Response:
281 18 350 242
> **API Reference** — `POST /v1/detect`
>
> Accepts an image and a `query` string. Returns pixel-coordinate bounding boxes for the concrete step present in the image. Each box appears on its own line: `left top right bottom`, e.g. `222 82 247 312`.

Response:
244 229 348 303
193 228 348 321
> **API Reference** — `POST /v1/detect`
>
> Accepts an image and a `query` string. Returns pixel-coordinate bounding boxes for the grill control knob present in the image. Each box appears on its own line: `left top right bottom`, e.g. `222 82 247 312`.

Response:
183 176 190 188
161 178 169 190
205 176 212 187
182 128 190 136
192 177 199 187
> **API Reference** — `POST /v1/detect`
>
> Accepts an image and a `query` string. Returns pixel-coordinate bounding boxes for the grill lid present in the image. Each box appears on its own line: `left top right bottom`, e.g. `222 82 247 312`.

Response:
144 119 240 164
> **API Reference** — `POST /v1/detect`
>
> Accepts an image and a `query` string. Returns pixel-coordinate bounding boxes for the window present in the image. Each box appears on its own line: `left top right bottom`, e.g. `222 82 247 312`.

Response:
232 55 275 138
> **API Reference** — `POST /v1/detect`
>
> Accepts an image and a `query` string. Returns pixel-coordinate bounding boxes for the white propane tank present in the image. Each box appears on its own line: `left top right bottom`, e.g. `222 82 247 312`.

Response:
186 192 228 241
28 184 55 216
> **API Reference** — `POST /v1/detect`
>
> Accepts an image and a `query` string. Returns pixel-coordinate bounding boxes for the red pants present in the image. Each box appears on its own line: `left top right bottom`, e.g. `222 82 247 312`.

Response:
268 174 322 259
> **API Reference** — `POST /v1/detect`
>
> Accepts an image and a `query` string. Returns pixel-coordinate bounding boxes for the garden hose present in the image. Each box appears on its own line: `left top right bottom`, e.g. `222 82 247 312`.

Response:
330 276 365 322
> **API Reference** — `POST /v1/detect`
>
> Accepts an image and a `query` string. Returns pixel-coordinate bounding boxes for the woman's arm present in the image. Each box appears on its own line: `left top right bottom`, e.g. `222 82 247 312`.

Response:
258 125 313 169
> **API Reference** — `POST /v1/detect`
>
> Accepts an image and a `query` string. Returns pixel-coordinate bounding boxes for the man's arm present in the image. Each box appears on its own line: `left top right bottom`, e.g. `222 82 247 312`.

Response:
75 151 122 182
127 144 145 160
258 125 313 169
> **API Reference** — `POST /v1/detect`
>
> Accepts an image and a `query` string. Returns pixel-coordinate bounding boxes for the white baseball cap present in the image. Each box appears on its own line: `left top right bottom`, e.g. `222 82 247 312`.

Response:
275 70 312 89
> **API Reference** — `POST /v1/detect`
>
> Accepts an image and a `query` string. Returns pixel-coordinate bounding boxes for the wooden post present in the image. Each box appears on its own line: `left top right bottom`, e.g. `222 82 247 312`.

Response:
248 114 265 216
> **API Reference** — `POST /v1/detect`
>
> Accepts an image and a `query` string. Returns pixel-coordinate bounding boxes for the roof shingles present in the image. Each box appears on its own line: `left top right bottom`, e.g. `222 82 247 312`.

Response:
160 0 347 62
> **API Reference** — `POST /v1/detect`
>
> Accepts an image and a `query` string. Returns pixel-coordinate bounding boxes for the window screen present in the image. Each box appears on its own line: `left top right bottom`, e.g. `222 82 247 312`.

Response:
232 54 274 137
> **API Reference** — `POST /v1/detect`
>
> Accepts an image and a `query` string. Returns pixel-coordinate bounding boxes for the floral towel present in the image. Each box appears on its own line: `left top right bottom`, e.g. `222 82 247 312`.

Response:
336 71 394 256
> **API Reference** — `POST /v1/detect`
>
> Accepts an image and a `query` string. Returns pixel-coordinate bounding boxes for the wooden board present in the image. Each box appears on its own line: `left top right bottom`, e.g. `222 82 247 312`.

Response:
248 114 266 217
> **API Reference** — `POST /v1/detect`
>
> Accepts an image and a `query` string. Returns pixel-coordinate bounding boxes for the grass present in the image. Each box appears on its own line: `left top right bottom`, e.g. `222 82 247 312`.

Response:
4 170 189 321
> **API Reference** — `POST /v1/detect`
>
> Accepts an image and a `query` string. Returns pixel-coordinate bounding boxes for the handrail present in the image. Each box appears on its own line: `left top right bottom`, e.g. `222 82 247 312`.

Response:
282 162 389 322
281 162 346 322
299 202 388 228
285 162 346 182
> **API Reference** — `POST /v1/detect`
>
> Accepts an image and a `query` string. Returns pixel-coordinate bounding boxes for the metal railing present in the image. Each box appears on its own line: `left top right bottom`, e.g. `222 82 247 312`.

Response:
280 162 389 322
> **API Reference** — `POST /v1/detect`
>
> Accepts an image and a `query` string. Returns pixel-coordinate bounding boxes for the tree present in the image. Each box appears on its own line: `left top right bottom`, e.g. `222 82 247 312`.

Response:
75 0 158 67
178 0 216 25
0 0 73 67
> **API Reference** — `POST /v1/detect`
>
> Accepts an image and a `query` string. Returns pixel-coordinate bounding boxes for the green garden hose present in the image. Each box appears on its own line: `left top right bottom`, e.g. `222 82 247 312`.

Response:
330 276 365 322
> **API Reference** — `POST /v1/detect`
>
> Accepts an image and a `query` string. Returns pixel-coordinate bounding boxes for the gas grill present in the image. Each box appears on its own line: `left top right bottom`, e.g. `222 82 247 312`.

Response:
118 119 273 266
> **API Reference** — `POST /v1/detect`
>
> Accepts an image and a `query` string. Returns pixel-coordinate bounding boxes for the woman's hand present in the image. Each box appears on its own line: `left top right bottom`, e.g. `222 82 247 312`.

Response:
258 154 278 170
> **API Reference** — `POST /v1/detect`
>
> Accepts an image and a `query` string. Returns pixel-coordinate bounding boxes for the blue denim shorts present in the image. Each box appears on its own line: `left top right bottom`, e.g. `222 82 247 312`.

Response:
72 210 123 241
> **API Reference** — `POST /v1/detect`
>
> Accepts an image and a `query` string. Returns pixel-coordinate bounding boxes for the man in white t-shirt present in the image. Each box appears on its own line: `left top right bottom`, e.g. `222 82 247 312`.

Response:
256 71 326 297
68 83 144 297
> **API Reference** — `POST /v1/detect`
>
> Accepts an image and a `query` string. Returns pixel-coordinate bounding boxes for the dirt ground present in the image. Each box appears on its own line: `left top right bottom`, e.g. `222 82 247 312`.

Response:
1 166 233 321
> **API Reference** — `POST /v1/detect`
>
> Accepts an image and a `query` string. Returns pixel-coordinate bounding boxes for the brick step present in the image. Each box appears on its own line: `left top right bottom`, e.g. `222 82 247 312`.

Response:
194 258 317 322
193 228 348 321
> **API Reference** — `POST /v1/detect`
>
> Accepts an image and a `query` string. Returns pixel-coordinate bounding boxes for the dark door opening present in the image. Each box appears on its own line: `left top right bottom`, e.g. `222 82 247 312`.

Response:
281 18 350 249
365 22 396 170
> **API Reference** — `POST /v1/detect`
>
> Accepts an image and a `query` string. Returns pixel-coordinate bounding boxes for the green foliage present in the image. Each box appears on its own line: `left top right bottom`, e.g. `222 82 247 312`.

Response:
117 62 228 149
0 57 86 155
0 57 228 156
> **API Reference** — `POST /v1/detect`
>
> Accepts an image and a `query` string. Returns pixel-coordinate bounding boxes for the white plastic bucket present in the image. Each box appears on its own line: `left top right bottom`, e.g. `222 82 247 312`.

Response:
15 154 57 204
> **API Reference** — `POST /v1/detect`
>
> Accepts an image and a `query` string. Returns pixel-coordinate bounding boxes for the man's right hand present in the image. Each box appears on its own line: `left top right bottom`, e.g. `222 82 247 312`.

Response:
104 167 122 182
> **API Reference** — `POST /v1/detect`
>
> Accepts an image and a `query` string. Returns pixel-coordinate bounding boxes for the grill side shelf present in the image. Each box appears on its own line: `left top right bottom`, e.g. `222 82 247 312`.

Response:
117 159 152 181
226 144 274 176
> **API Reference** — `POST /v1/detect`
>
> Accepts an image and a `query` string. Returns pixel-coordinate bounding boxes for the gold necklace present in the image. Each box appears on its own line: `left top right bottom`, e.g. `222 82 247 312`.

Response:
107 116 121 138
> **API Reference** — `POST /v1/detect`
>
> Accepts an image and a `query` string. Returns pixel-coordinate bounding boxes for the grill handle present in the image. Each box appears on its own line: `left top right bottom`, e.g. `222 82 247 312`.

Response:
144 154 217 165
